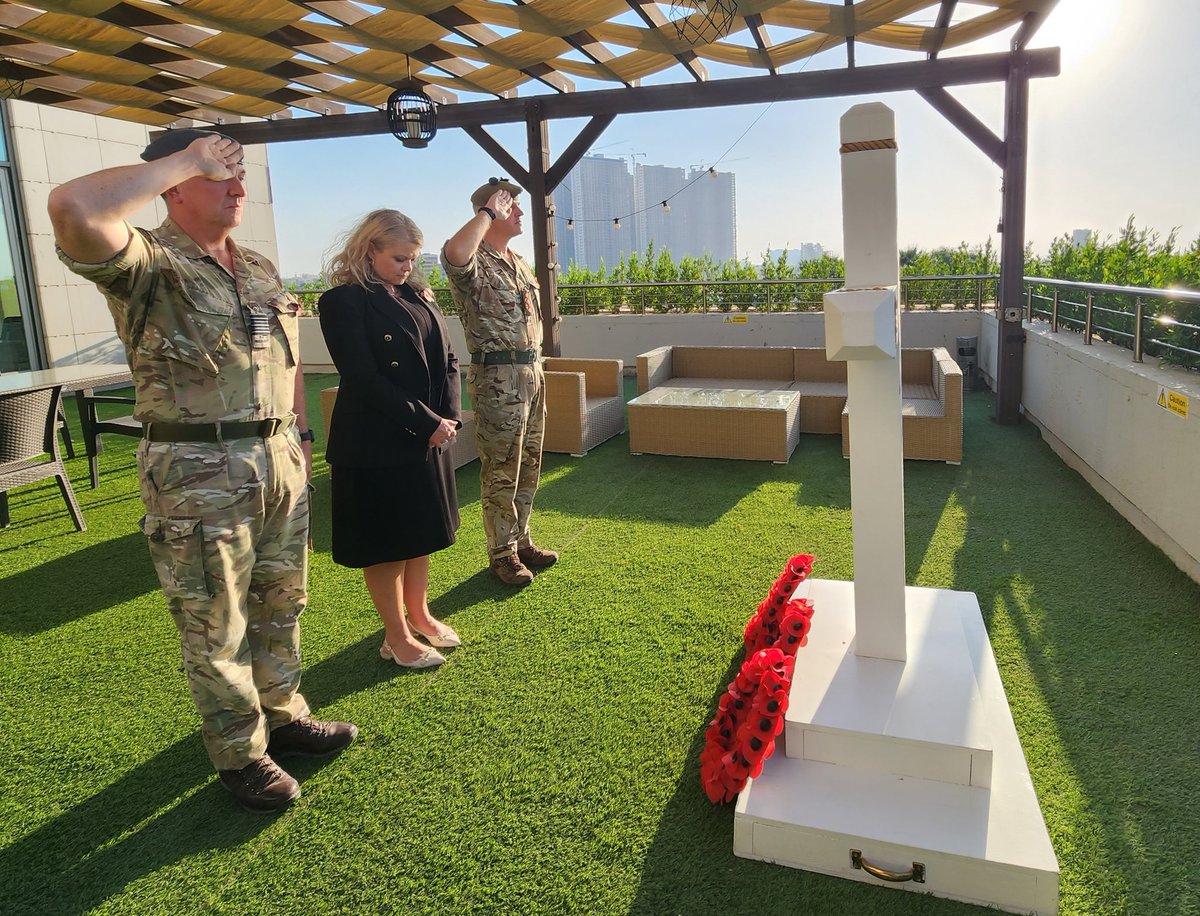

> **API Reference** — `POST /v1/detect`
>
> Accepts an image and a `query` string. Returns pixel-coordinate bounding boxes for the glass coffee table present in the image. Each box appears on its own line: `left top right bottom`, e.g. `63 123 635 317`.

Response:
627 386 801 463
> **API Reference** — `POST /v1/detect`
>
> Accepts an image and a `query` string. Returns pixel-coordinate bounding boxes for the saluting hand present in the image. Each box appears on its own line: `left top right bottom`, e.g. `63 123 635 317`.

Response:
488 189 514 220
188 135 244 182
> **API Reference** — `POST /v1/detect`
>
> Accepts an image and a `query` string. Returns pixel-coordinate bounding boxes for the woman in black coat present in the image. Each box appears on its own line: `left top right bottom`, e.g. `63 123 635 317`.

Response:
319 209 461 669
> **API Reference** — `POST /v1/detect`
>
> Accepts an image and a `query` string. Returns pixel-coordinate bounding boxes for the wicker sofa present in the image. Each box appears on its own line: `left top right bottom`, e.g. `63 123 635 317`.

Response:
543 357 626 457
635 345 962 463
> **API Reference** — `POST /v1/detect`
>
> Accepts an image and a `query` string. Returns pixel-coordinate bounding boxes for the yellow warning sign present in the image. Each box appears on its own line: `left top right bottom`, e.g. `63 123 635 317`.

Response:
1156 386 1189 418
723 315 748 324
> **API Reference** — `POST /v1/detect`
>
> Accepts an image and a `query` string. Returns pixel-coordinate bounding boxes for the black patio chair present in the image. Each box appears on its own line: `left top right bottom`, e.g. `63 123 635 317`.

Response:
0 384 86 531
77 391 140 488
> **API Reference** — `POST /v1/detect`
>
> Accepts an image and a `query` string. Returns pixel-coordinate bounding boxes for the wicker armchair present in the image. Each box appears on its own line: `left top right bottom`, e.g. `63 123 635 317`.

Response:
542 357 626 457
0 385 85 530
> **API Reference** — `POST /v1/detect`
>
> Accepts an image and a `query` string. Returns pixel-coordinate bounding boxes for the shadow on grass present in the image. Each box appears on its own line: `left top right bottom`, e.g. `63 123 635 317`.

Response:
0 733 267 916
902 459 960 583
949 391 1200 913
0 630 420 916
628 646 749 915
537 444 774 528
0 532 158 635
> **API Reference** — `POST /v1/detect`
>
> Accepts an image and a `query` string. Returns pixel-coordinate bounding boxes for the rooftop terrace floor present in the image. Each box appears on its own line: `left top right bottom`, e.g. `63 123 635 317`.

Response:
1 375 1197 915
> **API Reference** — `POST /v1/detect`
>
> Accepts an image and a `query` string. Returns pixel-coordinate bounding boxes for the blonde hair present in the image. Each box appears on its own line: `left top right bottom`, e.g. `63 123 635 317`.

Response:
324 209 430 293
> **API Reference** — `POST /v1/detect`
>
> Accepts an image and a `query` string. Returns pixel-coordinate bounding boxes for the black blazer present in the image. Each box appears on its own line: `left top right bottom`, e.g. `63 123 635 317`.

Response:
318 281 460 468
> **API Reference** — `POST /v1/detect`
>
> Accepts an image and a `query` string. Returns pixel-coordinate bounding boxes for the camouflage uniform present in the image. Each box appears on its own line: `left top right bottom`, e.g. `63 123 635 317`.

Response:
441 241 545 560
59 218 310 772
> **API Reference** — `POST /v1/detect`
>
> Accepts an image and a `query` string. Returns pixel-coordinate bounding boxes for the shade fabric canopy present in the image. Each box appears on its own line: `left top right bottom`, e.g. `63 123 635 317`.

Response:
0 0 1056 127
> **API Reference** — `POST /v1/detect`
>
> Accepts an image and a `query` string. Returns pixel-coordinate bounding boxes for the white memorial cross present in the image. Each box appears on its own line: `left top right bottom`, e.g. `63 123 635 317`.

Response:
823 102 907 662
732 102 1060 915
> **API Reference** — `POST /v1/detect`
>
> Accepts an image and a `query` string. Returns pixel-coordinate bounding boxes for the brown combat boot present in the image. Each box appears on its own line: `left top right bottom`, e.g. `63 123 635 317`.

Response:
517 543 558 569
268 716 358 758
219 755 300 814
490 553 534 586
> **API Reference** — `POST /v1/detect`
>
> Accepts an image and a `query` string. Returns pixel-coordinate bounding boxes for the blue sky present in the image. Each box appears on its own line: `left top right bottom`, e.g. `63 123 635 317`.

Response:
267 0 1199 277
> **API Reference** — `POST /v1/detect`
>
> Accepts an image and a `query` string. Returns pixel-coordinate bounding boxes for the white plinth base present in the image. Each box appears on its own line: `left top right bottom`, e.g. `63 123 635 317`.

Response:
734 581 1059 915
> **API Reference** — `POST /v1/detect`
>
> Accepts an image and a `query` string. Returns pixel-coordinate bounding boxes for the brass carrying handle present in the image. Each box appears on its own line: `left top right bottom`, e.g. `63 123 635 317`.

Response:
850 849 926 884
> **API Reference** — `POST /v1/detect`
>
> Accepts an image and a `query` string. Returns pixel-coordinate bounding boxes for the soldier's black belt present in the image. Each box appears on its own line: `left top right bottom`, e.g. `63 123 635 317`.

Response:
142 417 294 443
471 349 538 366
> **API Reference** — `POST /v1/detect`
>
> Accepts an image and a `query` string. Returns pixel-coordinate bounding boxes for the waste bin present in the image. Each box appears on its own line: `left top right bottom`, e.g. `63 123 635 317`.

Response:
955 335 980 391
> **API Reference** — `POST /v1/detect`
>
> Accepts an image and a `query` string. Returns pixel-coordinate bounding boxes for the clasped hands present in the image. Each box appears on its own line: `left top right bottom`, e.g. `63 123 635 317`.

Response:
429 418 458 448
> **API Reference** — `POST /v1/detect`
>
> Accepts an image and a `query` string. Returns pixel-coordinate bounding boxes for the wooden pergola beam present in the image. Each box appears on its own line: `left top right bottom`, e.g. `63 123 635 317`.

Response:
624 0 708 83
218 48 1059 146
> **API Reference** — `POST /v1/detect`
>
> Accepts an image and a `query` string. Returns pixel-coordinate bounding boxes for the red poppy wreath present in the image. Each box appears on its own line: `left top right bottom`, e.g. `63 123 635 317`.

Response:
701 554 816 804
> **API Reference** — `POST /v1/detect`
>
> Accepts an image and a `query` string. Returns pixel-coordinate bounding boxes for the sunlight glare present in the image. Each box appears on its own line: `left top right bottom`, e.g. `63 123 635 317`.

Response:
1037 0 1121 66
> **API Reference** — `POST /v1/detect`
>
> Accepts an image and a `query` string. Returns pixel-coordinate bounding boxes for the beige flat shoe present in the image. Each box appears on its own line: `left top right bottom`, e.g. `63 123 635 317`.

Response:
408 621 461 648
380 641 445 669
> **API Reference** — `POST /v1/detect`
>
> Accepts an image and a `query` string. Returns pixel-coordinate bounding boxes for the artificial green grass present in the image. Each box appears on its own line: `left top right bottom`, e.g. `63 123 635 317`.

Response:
2 375 1199 915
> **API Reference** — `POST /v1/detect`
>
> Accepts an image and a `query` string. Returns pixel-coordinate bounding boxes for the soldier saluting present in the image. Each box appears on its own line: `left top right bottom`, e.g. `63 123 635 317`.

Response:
48 129 356 814
441 178 558 585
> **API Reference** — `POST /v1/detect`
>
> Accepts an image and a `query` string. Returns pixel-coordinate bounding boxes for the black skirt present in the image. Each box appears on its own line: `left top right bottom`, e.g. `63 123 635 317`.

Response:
329 448 459 568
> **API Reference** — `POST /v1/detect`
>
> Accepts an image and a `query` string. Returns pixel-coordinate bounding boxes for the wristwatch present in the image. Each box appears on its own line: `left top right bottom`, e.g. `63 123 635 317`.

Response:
298 429 315 444
478 206 497 221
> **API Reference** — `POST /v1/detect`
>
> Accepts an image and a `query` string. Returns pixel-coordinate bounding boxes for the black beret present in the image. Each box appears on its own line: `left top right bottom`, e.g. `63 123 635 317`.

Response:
141 128 237 162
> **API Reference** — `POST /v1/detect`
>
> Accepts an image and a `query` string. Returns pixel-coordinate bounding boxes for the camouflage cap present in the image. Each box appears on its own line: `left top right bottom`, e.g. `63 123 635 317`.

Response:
141 128 237 162
470 177 522 211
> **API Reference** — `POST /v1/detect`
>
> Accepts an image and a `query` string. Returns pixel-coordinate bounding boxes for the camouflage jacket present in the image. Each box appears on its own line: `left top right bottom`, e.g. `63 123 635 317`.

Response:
58 219 300 424
440 241 542 355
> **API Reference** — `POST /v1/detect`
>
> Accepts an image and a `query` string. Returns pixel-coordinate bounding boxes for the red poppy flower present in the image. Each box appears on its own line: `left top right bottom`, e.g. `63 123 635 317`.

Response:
787 597 815 619
786 553 815 583
753 687 789 719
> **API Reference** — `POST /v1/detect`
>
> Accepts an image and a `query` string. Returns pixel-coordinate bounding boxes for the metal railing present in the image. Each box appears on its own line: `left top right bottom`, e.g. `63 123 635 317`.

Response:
556 274 997 315
292 274 996 318
1024 277 1200 368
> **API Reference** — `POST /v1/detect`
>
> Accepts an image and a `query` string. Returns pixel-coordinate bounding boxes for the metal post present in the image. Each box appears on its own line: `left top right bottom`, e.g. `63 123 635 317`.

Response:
976 276 983 310
1026 285 1033 322
1084 292 1093 344
1133 298 1144 362
1051 288 1059 332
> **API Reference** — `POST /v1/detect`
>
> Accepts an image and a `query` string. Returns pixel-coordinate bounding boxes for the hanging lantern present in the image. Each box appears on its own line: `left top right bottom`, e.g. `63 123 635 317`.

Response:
386 81 437 149
669 0 737 45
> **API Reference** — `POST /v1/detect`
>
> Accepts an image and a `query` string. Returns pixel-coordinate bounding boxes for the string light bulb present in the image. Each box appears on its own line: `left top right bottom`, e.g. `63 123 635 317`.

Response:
709 166 717 178
567 219 574 230
661 200 670 213
613 218 620 229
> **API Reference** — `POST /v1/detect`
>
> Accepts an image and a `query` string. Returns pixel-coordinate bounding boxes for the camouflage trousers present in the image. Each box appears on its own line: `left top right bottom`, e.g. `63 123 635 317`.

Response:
469 363 545 559
137 433 311 771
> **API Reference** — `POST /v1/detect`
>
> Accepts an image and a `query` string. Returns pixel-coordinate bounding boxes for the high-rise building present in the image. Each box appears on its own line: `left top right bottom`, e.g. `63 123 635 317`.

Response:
560 155 738 271
767 243 827 267
552 180 575 270
568 155 633 272
634 163 687 258
677 167 737 262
